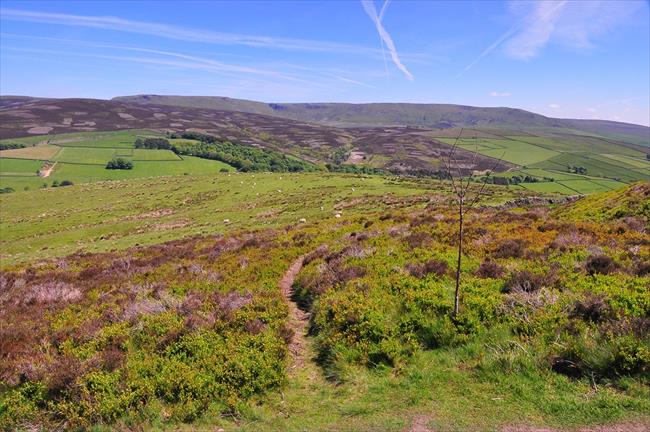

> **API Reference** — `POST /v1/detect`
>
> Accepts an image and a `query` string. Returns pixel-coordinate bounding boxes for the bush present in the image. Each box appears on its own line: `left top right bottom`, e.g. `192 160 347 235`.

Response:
475 260 504 279
134 137 171 149
503 270 546 293
493 239 527 259
406 259 448 278
106 158 133 170
584 255 618 275
0 187 15 194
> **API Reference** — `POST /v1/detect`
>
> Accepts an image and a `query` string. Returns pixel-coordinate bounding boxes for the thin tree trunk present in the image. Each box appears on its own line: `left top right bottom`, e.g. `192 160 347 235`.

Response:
453 200 463 317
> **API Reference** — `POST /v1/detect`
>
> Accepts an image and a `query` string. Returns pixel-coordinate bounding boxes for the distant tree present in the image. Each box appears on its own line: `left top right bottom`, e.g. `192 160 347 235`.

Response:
443 130 503 317
51 180 60 187
59 180 74 186
106 158 134 170
135 137 171 149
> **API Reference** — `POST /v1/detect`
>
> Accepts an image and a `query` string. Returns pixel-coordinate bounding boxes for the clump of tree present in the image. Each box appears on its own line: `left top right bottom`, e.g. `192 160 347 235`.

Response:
329 146 351 165
106 158 134 170
481 174 546 185
134 137 171 149
0 142 25 150
568 165 587 175
169 132 317 172
51 180 74 187
0 187 15 194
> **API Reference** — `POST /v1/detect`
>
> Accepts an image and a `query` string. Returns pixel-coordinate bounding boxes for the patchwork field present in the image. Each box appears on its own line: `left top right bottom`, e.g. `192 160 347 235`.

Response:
0 130 235 191
435 133 649 194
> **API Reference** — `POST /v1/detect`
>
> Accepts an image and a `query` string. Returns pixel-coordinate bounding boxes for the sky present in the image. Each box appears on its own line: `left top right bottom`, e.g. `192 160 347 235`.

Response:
1 1 649 125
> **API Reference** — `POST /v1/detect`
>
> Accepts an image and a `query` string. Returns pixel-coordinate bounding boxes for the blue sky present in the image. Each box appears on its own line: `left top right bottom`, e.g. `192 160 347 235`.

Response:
1 1 649 125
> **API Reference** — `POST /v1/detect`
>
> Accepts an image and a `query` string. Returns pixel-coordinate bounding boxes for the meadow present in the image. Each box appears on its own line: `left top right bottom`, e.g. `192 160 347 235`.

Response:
0 181 648 431
0 130 234 191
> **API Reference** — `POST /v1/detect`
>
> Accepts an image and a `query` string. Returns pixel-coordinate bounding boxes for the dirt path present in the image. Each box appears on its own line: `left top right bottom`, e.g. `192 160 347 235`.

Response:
279 255 308 372
39 162 57 178
408 415 434 432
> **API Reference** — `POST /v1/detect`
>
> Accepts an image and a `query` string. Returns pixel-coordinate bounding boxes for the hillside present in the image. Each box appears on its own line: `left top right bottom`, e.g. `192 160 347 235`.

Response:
1 97 648 194
114 95 650 146
1 179 648 431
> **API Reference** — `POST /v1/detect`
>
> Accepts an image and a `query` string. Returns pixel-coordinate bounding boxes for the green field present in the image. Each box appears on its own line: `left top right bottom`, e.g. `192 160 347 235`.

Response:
0 130 235 190
0 158 44 177
436 133 649 194
132 148 182 160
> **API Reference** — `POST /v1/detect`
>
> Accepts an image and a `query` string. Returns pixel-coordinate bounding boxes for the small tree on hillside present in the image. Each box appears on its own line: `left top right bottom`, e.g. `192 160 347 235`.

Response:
442 129 503 317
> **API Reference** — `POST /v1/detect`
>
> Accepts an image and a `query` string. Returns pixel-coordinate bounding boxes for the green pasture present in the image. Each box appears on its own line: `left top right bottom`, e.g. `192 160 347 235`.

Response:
0 158 44 177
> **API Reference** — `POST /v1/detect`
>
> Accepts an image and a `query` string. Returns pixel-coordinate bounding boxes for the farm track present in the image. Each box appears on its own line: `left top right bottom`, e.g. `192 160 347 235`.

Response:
39 162 56 178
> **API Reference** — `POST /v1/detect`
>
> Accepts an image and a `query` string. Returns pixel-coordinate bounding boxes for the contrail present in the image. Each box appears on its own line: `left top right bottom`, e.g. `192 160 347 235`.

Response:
361 0 414 81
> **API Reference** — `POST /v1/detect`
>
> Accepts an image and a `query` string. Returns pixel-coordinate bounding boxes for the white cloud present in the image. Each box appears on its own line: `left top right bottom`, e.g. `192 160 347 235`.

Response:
360 0 414 80
461 1 643 72
586 107 597 113
548 103 560 109
504 0 642 59
489 91 512 97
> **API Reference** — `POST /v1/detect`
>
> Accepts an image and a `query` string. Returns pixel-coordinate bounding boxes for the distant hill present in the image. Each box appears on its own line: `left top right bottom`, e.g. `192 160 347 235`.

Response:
114 95 649 146
1 96 648 187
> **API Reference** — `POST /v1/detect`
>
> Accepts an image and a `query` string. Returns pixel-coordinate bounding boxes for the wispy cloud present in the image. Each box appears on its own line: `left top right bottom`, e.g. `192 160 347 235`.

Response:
0 8 381 56
360 0 414 80
2 33 378 91
460 1 566 74
548 103 560 109
489 91 512 97
461 1 642 73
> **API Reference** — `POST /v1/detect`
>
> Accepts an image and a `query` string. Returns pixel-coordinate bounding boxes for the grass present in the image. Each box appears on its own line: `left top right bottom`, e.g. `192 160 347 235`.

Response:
436 133 649 192
0 145 61 160
0 129 161 149
132 149 182 161
0 130 236 191
437 138 560 166
1 181 647 431
53 147 120 164
600 154 650 169
0 172 525 265
531 153 645 182
0 158 43 177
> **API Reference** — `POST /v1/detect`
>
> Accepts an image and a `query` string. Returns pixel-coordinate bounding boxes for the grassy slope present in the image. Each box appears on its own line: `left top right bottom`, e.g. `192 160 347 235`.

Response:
1 172 508 266
1 182 648 431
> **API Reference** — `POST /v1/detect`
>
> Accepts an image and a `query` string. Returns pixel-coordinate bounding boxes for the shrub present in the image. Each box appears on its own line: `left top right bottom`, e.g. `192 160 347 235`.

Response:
503 270 546 293
571 293 612 323
584 255 618 275
475 260 504 279
106 158 133 170
406 259 448 278
493 239 527 259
